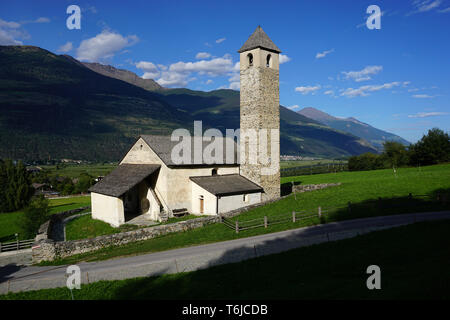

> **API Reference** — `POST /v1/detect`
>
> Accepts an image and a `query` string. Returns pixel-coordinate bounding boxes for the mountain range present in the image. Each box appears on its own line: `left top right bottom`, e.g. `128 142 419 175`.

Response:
0 45 408 163
298 107 410 151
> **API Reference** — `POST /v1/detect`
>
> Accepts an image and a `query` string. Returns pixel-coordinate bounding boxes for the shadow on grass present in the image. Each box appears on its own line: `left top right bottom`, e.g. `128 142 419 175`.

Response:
324 188 450 223
280 181 301 197
105 217 450 300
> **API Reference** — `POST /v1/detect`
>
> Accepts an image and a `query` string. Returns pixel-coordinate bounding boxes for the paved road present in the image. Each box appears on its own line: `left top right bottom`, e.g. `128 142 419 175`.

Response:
1 210 449 294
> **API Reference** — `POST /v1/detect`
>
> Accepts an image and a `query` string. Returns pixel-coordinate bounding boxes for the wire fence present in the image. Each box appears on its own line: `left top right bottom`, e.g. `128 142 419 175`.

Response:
0 239 34 253
221 192 448 233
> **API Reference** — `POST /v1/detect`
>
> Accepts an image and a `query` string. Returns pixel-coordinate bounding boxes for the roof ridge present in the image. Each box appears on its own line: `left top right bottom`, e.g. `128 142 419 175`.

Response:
238 26 281 53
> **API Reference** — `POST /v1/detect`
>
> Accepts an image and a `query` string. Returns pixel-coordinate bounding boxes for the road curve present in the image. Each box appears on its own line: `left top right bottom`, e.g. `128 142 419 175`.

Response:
1 210 449 294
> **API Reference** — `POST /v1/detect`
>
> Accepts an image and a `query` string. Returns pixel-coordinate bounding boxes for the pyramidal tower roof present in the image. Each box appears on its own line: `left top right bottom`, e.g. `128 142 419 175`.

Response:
238 26 281 53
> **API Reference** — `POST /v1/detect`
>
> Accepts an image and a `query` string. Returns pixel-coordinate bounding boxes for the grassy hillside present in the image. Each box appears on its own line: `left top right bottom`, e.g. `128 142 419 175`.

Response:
0 46 186 162
157 88 378 158
298 107 410 151
0 46 378 162
3 220 449 300
36 164 450 265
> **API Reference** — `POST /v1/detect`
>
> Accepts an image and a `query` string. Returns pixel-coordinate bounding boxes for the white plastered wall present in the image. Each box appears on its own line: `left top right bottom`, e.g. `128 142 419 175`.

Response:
191 181 217 215
91 192 125 227
217 192 261 213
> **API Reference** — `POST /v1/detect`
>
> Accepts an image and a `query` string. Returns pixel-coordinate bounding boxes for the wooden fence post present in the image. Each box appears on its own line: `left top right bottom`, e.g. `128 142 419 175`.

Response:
264 216 268 228
235 221 239 233
0 242 2 253
292 211 296 223
16 239 19 251
318 206 322 218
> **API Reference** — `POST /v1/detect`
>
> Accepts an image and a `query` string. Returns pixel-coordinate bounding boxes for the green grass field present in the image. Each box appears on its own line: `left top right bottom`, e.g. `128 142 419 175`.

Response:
38 164 450 266
0 196 91 242
65 214 139 241
3 220 450 300
280 159 347 169
65 213 210 241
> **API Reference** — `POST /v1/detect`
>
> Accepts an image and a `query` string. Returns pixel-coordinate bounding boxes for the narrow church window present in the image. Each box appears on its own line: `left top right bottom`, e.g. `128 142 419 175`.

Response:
247 53 253 66
212 168 218 176
243 194 249 202
266 54 271 67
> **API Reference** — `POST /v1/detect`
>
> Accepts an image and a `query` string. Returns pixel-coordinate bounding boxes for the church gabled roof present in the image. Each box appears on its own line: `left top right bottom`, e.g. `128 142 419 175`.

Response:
88 164 160 197
238 26 281 53
140 135 239 167
190 174 263 196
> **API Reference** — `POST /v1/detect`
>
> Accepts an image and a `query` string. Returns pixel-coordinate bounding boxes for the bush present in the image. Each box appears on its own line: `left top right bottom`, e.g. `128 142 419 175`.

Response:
0 159 34 212
19 195 50 238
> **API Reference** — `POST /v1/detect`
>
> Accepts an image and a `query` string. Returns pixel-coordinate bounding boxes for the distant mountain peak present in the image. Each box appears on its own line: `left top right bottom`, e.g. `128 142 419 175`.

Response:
82 61 163 91
298 107 410 150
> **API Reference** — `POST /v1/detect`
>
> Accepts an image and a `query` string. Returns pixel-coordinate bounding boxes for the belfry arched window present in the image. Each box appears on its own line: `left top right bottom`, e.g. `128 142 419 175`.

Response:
266 54 271 67
247 53 253 66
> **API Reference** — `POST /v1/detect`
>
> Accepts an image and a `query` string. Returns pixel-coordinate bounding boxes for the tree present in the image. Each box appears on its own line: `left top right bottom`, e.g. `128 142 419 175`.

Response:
409 128 450 166
19 195 49 238
0 159 33 213
348 152 384 171
382 141 409 168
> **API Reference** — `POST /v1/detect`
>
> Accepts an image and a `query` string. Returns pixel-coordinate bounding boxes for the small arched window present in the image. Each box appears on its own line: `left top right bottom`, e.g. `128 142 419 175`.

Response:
247 53 253 66
266 54 271 67
212 168 218 176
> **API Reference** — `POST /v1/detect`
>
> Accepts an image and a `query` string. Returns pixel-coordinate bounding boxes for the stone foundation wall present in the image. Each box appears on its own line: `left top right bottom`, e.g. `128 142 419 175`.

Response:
31 194 293 264
292 183 342 193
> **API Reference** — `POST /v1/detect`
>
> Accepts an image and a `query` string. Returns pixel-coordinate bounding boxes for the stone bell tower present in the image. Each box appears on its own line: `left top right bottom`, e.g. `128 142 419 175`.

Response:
239 26 281 200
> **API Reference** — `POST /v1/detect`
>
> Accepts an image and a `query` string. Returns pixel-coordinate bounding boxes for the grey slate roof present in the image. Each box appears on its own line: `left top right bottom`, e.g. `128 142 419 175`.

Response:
190 174 263 196
238 26 281 53
88 164 160 197
140 135 239 166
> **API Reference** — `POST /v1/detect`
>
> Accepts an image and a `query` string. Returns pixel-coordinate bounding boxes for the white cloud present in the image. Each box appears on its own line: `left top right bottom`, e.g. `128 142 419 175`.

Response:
324 90 334 96
57 41 73 53
342 65 383 82
0 28 22 45
279 54 291 64
341 82 401 97
412 94 435 98
287 105 301 111
156 71 189 87
408 112 448 118
135 61 160 79
76 30 139 62
295 85 321 95
439 7 450 12
169 57 234 76
33 17 50 23
215 37 226 44
315 49 334 59
195 52 211 59
408 0 443 15
0 18 20 29
205 79 213 85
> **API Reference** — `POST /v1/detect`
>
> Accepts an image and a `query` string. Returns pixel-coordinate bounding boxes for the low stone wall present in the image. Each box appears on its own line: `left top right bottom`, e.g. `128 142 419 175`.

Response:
293 183 341 193
33 215 221 263
32 195 292 264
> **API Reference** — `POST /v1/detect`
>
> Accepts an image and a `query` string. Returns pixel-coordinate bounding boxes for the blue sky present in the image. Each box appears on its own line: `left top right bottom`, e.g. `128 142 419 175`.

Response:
1 0 449 143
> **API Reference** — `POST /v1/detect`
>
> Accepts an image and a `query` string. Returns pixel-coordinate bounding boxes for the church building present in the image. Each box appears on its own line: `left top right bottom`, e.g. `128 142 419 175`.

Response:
89 26 281 227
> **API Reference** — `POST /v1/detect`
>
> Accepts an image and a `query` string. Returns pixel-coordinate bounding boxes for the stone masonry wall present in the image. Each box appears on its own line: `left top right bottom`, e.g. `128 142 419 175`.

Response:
31 194 292 263
240 51 280 201
292 183 342 193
